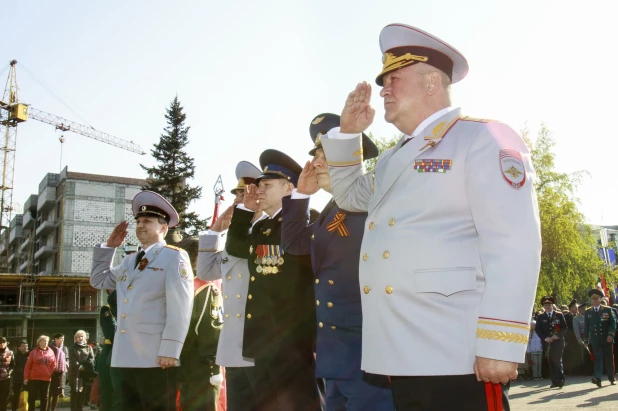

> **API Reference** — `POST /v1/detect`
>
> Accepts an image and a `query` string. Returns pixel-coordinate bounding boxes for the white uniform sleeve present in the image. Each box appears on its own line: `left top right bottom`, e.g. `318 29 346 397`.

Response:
90 245 122 289
159 250 194 360
466 122 542 363
320 130 373 213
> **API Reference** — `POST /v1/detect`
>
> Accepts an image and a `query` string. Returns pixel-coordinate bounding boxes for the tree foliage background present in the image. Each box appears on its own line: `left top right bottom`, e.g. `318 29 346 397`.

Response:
364 133 401 172
524 125 615 305
140 96 208 236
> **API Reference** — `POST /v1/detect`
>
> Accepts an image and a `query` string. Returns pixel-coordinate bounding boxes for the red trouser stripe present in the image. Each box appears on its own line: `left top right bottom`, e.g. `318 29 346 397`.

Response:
485 382 503 411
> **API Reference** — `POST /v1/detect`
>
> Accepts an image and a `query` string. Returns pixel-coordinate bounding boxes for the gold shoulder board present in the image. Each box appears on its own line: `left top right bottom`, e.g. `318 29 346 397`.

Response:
461 116 495 123
165 245 182 251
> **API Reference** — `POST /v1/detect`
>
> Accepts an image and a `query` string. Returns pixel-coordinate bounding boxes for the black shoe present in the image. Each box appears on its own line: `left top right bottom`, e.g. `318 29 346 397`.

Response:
592 378 602 387
558 380 565 388
610 380 616 386
549 384 558 388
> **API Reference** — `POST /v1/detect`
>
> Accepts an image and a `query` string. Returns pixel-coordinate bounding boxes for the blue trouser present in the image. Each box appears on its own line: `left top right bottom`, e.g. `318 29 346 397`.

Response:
591 341 615 381
324 375 395 411
548 339 565 384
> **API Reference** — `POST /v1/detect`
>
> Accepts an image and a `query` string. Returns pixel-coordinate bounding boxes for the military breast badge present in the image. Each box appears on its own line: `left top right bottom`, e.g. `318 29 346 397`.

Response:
255 245 284 275
138 258 149 271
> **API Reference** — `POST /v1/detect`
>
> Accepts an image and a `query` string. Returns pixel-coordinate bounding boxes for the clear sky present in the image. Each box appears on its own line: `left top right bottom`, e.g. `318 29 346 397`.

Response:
4 0 617 226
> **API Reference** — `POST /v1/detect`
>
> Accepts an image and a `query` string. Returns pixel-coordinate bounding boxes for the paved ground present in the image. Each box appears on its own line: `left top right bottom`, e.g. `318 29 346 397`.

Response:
510 375 618 410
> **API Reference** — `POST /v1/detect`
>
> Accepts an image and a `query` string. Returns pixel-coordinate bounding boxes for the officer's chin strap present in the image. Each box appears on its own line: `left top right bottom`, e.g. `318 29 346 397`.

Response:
195 286 213 335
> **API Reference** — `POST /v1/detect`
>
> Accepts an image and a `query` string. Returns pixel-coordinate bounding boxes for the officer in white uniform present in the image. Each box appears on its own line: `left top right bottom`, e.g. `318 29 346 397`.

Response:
90 190 194 411
320 24 542 410
197 161 266 411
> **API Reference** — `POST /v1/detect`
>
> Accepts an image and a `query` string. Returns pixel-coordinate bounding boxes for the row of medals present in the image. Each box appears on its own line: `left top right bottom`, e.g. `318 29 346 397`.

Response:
255 255 285 274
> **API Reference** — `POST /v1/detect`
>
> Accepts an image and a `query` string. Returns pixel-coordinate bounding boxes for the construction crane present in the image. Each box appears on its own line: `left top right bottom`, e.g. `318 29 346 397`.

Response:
0 59 146 264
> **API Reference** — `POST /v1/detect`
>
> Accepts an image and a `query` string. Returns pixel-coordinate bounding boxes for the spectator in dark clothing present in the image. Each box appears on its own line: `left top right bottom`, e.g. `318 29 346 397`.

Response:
10 341 28 411
48 333 68 411
0 337 15 411
68 330 95 411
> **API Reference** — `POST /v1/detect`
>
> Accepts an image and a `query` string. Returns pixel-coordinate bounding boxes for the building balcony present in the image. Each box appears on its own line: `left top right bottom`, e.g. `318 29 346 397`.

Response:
35 220 55 237
24 195 38 213
19 260 30 273
9 227 24 245
8 252 19 263
34 245 54 260
23 211 35 229
19 236 31 252
37 186 56 212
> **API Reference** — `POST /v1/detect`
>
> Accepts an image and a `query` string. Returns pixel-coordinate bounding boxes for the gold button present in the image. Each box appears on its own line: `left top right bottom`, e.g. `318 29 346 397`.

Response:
122 314 126 318
247 314 252 319
225 314 229 319
389 218 395 226
248 294 253 300
327 302 333 308
251 276 255 281
128 285 132 290
383 251 390 259
124 299 128 303
368 222 375 230
315 279 320 284
224 295 228 299
236 314 241 318
331 326 337 330
316 300 320 306
227 275 232 280
362 253 368 261
238 274 242 278
328 280 334 285
311 234 315 241
237 294 241 299
120 329 125 334
385 285 393 294
363 286 370 294
319 322 323 328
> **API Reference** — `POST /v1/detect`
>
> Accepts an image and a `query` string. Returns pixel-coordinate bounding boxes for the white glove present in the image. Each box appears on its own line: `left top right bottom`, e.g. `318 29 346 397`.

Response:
209 373 224 386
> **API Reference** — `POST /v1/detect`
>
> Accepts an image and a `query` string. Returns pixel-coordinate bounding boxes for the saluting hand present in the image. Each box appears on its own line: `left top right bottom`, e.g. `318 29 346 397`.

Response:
106 221 129 248
243 184 259 211
297 161 319 196
210 205 235 232
340 81 375 134
474 356 518 385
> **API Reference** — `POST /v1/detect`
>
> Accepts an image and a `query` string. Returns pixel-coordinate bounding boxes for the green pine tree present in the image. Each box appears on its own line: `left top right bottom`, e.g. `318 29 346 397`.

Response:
140 96 207 236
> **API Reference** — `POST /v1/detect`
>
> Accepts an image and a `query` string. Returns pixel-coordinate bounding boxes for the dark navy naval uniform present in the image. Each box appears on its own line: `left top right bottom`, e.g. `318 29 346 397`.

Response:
584 305 616 385
536 310 567 386
281 197 395 411
226 207 319 410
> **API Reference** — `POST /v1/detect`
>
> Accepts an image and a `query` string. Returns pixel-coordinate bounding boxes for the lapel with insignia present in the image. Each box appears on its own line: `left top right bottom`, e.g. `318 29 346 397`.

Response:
370 108 461 212
127 242 166 286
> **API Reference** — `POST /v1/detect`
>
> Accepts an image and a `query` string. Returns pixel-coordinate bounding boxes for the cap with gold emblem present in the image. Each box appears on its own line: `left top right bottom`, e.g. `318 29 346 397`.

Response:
376 23 469 86
309 113 379 159
231 161 262 195
255 149 302 187
132 190 179 228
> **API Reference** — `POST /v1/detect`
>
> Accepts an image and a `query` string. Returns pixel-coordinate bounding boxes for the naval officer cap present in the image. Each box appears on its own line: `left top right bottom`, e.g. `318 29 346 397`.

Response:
256 149 302 187
132 190 179 228
376 23 469 86
231 161 262 194
568 299 578 308
309 113 379 159
588 289 604 298
540 295 556 305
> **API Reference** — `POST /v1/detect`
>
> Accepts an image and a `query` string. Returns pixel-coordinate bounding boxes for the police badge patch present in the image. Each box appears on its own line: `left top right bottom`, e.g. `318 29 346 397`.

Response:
499 149 526 189
179 262 190 280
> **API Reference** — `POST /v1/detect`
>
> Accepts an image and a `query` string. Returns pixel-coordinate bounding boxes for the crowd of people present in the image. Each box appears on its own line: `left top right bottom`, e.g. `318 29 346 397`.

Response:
526 292 618 389
0 332 101 411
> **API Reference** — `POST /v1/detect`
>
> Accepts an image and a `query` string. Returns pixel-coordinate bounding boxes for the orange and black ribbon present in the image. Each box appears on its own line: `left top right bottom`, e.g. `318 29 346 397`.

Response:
326 212 350 237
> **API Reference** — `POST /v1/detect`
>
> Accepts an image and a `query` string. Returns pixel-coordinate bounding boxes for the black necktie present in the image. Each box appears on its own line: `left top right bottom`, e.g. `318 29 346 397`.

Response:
134 250 145 269
401 136 414 147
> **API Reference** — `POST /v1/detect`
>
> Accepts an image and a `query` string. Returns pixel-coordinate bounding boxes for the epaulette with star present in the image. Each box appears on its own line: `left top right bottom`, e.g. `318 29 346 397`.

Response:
165 245 183 251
